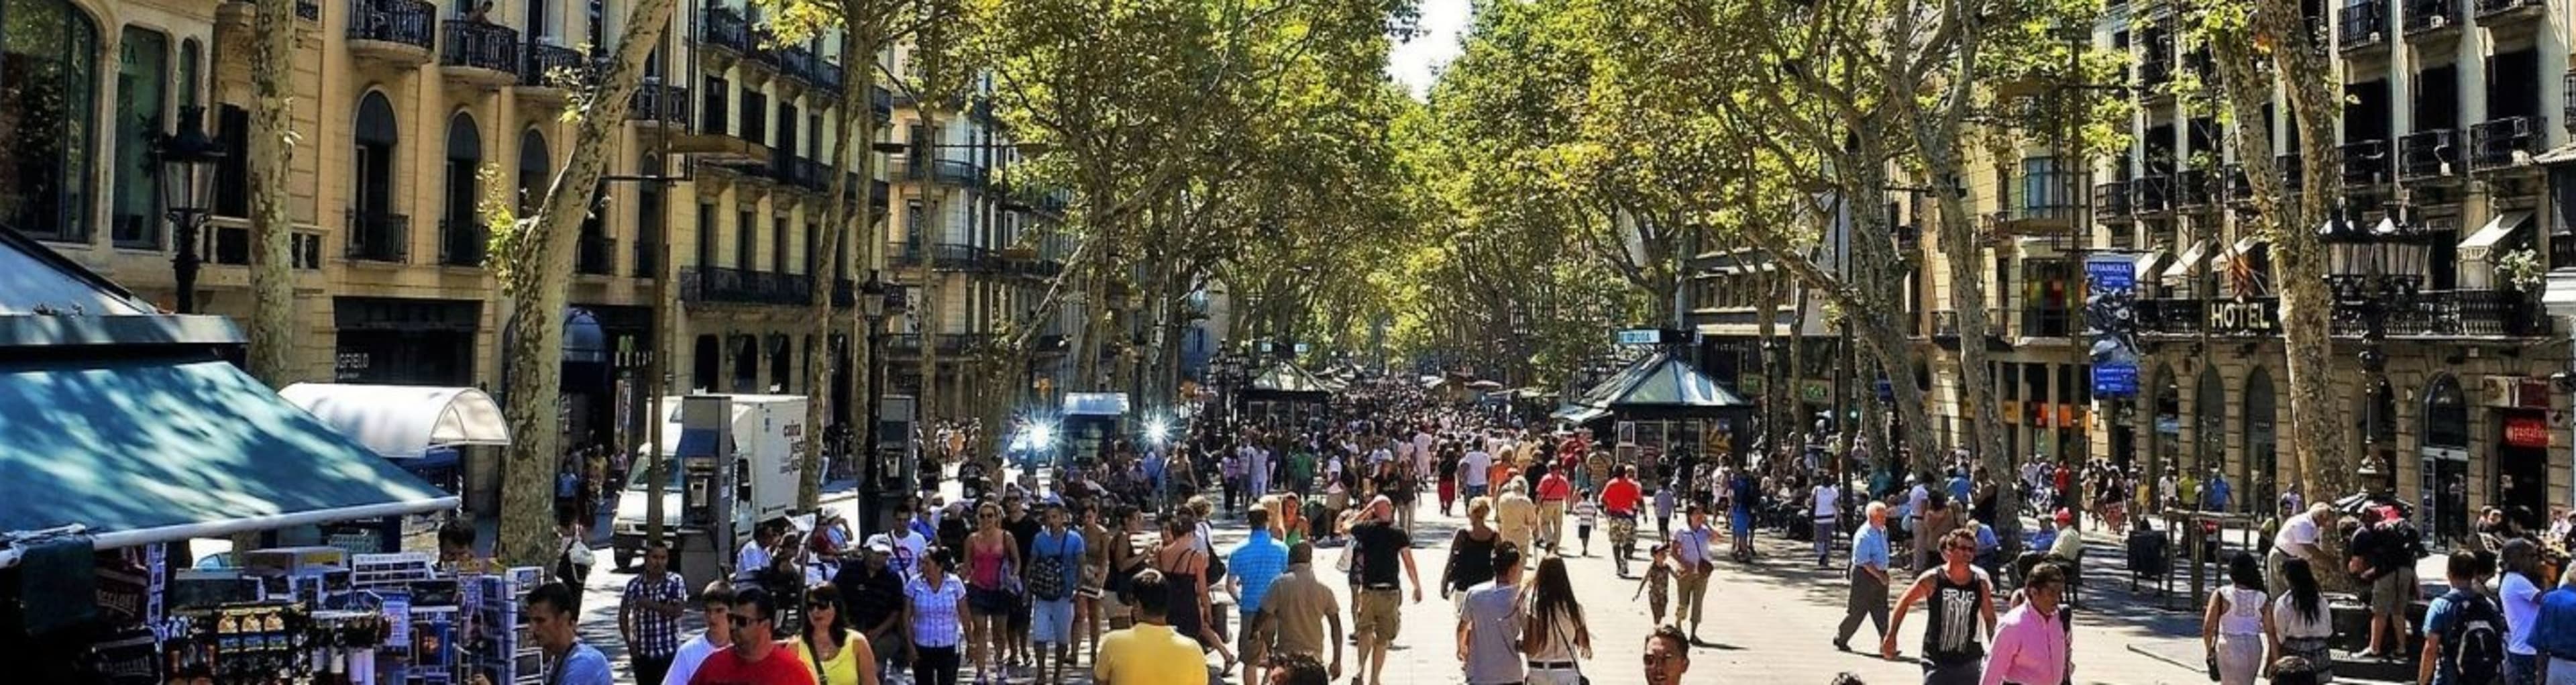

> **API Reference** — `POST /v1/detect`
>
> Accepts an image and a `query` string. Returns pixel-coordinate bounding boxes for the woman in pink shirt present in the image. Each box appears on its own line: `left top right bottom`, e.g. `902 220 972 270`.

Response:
1980 564 2072 685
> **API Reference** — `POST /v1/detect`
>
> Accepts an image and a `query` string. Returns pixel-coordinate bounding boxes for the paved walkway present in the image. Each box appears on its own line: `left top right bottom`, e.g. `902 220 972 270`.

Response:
572 494 2336 684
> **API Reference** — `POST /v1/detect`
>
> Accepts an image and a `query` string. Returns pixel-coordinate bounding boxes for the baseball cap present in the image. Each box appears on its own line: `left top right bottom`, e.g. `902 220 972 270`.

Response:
863 534 894 554
2053 509 2074 525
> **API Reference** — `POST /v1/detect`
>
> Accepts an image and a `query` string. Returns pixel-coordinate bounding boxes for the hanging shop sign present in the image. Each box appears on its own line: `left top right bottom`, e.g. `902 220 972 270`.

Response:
2085 254 2142 397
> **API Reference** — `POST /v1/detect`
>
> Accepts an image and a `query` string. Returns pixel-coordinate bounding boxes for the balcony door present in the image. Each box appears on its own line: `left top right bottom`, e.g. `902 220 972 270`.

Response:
444 113 482 265
354 92 400 250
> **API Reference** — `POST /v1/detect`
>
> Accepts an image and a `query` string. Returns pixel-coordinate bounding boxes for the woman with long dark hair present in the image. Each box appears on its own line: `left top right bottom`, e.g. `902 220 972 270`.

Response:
797 583 879 685
1520 555 1593 685
2268 558 2334 683
2202 552 2269 685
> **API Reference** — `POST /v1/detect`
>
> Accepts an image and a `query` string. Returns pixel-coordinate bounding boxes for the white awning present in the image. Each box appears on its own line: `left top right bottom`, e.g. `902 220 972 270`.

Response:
2461 211 2533 260
2213 235 2269 270
2162 240 2210 282
279 383 513 459
2133 250 2168 281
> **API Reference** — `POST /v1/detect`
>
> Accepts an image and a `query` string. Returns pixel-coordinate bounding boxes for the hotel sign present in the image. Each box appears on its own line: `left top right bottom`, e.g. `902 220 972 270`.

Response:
2210 297 2280 335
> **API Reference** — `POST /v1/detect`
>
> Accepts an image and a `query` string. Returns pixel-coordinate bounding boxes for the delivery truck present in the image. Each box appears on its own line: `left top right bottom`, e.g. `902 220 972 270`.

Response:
612 394 808 570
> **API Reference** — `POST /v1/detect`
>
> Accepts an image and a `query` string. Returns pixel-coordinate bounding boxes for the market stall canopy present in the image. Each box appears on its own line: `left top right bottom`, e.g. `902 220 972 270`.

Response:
1247 363 1336 401
1465 380 1505 390
0 358 459 568
279 383 512 459
1556 352 1762 417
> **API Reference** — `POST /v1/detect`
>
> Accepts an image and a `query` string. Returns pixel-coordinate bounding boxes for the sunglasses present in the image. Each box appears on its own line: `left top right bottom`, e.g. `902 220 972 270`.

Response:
728 613 767 625
1944 545 1976 552
808 601 835 609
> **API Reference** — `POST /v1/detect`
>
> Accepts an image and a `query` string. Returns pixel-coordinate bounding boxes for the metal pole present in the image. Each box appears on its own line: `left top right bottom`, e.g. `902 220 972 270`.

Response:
171 211 205 314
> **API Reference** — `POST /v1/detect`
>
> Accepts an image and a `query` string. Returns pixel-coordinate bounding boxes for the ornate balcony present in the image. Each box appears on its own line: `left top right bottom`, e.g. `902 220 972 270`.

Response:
518 42 587 103
681 266 813 306
2135 289 2548 337
2132 174 2173 215
2470 116 2540 170
699 6 749 64
2404 0 2461 36
2341 139 2390 185
439 217 486 266
2475 0 2546 23
2093 182 2132 219
345 210 411 263
347 0 436 67
439 21 520 89
2340 0 2390 51
2398 129 2459 180
629 83 692 130
2174 169 2216 210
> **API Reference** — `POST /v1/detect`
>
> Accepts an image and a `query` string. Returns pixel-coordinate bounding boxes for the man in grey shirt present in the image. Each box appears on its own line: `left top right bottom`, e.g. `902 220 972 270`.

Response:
1456 542 1527 685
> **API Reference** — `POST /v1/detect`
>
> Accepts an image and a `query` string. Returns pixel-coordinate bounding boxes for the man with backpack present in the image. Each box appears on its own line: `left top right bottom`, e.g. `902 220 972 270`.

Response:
2355 506 2428 660
2422 549 2507 685
1026 501 1086 685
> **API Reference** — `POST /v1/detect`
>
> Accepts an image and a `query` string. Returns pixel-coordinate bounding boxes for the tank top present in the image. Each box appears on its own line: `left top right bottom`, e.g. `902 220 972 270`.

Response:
969 537 1007 588
1449 529 1499 592
1920 567 1990 665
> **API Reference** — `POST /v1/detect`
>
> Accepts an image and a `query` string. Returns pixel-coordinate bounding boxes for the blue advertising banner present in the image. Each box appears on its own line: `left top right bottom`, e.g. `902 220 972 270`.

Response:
2086 254 2141 397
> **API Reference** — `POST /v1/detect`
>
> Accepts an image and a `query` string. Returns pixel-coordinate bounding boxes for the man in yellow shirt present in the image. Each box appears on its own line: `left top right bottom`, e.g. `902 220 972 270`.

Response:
1095 569 1208 685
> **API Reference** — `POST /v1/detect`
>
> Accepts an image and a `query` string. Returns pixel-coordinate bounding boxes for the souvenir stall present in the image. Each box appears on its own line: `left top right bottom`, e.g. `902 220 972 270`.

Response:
0 228 513 685
1556 352 1754 485
1241 362 1337 431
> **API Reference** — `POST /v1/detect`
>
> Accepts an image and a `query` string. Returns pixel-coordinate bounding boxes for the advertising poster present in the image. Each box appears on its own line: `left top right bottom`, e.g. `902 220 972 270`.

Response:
2086 254 2141 397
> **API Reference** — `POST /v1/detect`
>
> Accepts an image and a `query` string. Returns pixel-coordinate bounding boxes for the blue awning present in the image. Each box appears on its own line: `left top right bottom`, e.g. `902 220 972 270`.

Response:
0 358 458 562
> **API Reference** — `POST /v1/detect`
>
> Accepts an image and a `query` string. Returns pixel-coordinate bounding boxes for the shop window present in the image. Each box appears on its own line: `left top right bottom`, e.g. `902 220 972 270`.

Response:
111 26 167 249
3 0 102 243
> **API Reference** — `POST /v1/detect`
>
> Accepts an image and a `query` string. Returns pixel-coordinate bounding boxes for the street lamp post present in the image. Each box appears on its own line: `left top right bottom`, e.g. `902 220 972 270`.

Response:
150 106 228 315
857 270 898 537
2321 205 2430 494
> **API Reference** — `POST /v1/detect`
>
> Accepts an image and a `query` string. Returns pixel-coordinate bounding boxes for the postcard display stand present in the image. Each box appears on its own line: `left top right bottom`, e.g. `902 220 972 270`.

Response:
152 549 543 685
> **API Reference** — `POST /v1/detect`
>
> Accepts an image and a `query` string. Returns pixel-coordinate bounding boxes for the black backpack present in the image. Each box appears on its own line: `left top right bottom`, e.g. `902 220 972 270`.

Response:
2442 589 2506 684
1026 531 1072 601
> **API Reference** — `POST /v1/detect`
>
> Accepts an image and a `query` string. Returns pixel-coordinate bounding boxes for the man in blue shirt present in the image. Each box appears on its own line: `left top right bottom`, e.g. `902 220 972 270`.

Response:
2205 470 2234 513
527 582 611 685
1030 501 1087 685
2524 564 2576 681
1230 508 1293 685
1946 468 1972 507
1834 501 1892 652
2421 549 2502 685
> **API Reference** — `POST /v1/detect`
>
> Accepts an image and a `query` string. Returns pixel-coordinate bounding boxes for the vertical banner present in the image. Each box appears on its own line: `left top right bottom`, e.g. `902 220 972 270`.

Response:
2086 254 2142 397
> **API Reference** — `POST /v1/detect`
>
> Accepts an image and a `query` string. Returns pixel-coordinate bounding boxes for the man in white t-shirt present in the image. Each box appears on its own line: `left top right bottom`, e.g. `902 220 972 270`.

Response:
2267 503 2337 593
1462 447 1494 498
865 527 928 579
1411 429 1436 472
1811 480 1842 568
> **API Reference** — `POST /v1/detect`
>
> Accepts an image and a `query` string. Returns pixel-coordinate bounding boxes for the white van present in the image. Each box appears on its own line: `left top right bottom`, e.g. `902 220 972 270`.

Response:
612 394 809 569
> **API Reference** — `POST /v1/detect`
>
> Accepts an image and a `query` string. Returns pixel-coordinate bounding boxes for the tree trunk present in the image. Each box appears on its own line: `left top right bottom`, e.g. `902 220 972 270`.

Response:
245 0 299 386
800 26 881 512
493 0 679 566
2201 0 2349 500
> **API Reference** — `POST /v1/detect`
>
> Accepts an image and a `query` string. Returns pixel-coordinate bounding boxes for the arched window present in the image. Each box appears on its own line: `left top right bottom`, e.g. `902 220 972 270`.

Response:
768 333 791 392
692 334 719 392
442 112 483 265
518 128 550 214
731 334 758 392
111 26 168 248
350 91 402 261
3 0 102 242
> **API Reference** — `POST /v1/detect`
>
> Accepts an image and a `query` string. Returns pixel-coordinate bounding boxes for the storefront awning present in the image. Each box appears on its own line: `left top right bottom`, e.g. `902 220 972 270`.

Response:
2133 250 2167 282
2212 235 2269 272
2162 240 2210 282
279 383 512 459
2461 211 2533 260
0 358 458 568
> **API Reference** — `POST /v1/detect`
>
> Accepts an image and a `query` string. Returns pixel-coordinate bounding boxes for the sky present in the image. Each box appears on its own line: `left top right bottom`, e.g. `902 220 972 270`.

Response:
1387 0 1471 100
